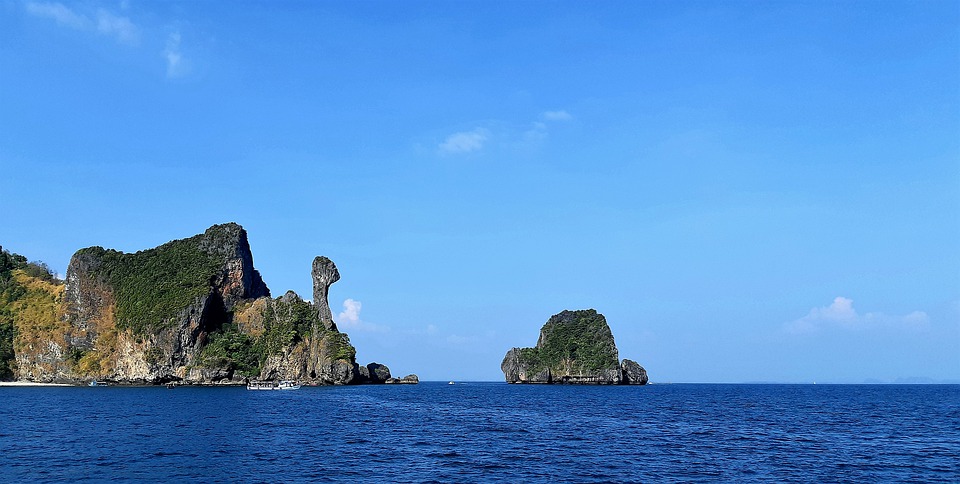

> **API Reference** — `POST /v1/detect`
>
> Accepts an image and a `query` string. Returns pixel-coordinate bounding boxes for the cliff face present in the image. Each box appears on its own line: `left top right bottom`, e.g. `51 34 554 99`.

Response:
8 272 69 381
6 223 405 385
36 223 269 384
1 248 65 381
501 309 648 385
236 265 359 385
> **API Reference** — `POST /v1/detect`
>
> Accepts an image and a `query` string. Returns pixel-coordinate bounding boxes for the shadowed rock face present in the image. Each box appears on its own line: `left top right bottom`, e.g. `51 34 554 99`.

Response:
312 256 340 331
620 359 648 385
501 348 551 383
366 362 391 383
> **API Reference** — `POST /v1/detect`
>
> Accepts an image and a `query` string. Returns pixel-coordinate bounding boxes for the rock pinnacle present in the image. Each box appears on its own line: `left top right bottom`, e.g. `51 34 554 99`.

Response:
312 256 340 330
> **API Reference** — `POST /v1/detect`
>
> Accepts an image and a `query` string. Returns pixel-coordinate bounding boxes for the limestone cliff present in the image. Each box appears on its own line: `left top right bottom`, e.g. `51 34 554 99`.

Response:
235 264 359 385
34 223 269 384
5 223 406 385
501 309 648 385
1 248 65 381
312 256 339 331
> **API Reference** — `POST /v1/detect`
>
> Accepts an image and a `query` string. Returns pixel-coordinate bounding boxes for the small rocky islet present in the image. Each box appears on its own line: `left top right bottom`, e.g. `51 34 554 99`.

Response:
0 223 414 386
502 309 648 385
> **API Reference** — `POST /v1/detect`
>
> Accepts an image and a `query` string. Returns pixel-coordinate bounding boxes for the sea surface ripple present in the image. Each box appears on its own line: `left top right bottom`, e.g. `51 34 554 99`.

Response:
1 383 958 482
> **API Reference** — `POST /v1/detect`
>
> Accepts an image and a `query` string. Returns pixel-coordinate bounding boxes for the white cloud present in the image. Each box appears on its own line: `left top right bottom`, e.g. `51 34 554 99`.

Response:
163 31 185 78
97 9 138 45
337 298 362 325
26 2 138 45
26 2 88 29
438 128 489 155
435 109 572 156
334 298 389 332
542 110 573 122
785 297 929 335
901 311 929 327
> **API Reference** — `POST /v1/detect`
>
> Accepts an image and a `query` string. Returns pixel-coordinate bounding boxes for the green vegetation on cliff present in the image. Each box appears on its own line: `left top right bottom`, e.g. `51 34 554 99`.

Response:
2 225 360 384
326 332 356 362
199 293 356 378
77 226 234 334
258 295 315 357
517 309 620 376
0 249 63 380
0 250 19 380
198 325 261 377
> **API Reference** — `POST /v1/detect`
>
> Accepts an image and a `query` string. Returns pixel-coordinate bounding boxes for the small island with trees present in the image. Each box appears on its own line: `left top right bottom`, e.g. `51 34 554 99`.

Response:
502 309 648 385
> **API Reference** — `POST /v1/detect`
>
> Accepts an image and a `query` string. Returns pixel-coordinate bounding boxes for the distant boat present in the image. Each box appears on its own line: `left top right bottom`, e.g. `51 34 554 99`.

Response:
88 380 106 387
278 380 301 390
247 380 301 391
448 381 455 385
165 383 176 389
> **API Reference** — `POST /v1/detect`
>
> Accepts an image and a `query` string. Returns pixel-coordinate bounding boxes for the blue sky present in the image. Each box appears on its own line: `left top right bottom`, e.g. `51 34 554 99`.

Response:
2 1 958 382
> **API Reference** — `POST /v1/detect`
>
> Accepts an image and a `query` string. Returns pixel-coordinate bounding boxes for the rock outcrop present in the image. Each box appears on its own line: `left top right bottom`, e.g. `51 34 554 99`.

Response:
501 309 648 385
4 223 409 386
241 289 358 385
385 374 419 384
248 256 360 384
311 256 339 331
367 363 391 383
620 358 648 385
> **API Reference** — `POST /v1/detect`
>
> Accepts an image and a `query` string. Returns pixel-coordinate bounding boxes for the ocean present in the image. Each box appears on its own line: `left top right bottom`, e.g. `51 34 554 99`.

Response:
1 383 957 482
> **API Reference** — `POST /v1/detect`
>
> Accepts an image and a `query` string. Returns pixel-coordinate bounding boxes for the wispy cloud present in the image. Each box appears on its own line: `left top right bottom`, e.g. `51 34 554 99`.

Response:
784 297 929 335
438 128 489 155
26 1 87 29
163 31 185 78
96 9 139 45
436 109 572 156
27 2 139 45
542 110 573 122
335 298 389 332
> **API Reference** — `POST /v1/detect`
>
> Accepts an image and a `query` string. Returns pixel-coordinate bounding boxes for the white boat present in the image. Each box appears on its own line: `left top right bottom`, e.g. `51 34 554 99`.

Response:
246 380 301 390
89 380 107 387
448 381 455 385
278 380 301 390
246 381 276 390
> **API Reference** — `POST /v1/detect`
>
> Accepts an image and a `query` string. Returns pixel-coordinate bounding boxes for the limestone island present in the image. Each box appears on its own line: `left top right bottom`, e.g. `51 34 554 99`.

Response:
0 223 417 386
501 309 648 385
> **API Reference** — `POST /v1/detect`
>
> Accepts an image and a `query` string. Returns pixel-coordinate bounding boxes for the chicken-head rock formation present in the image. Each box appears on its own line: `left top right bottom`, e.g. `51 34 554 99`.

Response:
311 256 339 331
3 223 412 386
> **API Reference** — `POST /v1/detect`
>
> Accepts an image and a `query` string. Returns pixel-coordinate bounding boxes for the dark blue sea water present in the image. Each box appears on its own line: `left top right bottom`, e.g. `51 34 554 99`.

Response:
1 383 958 482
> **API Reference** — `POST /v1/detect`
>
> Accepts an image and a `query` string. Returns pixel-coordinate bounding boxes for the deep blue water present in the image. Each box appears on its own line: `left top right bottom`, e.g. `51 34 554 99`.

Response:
1 383 958 482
